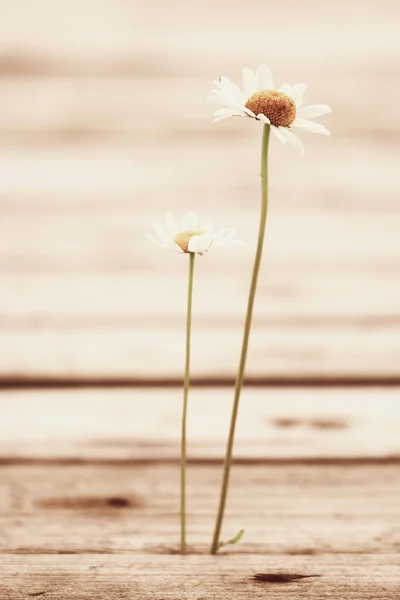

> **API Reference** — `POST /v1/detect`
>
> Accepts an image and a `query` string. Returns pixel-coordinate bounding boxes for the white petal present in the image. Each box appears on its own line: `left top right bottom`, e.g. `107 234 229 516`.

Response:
242 67 258 97
278 83 292 96
208 93 232 105
220 228 237 242
216 76 246 104
256 64 274 90
181 211 199 231
213 107 244 118
164 212 179 238
257 113 271 124
166 241 184 254
211 238 226 248
208 90 245 111
290 83 308 107
208 94 229 105
292 118 331 135
212 104 255 121
297 104 331 118
212 227 233 241
279 128 304 154
212 229 237 247
152 219 170 243
188 232 212 253
213 115 240 123
243 107 257 118
145 233 166 249
270 125 288 144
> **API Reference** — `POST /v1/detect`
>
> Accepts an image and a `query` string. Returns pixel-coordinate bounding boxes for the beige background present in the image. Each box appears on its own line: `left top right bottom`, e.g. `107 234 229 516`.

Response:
1 0 399 382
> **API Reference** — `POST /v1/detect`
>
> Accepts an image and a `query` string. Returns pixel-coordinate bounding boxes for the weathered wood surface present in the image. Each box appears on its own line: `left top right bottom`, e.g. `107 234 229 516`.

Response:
2 147 399 379
2 554 399 600
2 463 400 554
0 388 399 461
1 464 400 598
1 0 400 378
0 388 399 597
1 0 398 76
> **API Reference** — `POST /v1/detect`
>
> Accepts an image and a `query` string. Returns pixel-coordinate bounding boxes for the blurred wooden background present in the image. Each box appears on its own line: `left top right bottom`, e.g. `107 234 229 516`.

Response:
1 0 399 382
1 1 400 598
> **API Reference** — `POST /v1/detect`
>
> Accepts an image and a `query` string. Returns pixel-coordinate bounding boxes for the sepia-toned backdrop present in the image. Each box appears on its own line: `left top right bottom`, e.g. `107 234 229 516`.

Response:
1 0 399 383
1 2 400 598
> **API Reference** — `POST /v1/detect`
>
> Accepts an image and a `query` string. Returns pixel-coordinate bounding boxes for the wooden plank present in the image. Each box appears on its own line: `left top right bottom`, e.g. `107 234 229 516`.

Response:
0 389 399 460
0 76 397 135
1 212 400 269
1 553 398 599
0 464 399 554
0 208 399 377
0 463 399 599
1 328 399 378
2 270 399 317
1 3 399 382
1 140 399 208
0 0 398 80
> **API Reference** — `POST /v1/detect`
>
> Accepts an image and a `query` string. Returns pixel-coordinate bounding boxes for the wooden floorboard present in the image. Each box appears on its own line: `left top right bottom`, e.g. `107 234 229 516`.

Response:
0 464 399 598
2 329 400 379
1 554 399 600
1 464 400 554
0 388 399 461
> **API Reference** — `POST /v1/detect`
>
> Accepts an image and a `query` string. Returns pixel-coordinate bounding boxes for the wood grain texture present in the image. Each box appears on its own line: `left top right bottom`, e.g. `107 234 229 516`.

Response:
0 388 399 461
1 554 399 600
0 76 397 136
1 464 400 554
0 0 399 79
1 210 400 378
0 464 399 598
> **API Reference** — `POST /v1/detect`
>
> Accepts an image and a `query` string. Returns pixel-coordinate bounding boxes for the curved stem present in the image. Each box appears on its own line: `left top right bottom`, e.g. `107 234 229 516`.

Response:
210 124 270 554
181 252 195 554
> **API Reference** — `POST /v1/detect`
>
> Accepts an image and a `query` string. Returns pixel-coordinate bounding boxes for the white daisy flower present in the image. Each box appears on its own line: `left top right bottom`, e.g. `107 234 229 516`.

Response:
146 211 240 254
208 64 331 154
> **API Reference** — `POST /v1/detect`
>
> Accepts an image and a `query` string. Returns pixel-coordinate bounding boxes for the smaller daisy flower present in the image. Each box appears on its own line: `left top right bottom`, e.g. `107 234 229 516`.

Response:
208 64 331 154
146 211 240 254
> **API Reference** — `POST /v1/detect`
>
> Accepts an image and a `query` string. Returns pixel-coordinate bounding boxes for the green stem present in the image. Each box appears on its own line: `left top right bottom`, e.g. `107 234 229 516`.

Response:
181 252 195 554
210 124 270 555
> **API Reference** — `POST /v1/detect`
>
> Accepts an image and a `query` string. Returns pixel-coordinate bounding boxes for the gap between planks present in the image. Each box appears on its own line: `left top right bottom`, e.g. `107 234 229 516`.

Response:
3 375 400 389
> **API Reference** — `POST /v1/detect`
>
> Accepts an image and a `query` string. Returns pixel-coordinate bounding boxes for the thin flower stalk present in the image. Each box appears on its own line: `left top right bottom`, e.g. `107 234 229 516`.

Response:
180 252 195 553
210 124 271 554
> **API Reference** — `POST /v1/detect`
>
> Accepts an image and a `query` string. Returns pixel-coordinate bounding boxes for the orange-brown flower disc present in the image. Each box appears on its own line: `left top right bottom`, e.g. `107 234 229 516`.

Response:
245 90 296 127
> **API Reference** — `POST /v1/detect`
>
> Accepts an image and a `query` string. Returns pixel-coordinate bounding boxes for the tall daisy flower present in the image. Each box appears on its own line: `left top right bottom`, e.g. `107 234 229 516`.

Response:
208 64 331 555
209 64 331 154
147 211 240 554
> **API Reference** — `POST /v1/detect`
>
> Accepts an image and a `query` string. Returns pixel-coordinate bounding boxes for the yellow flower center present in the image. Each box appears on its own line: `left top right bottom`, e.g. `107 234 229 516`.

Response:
173 230 203 253
245 90 296 127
